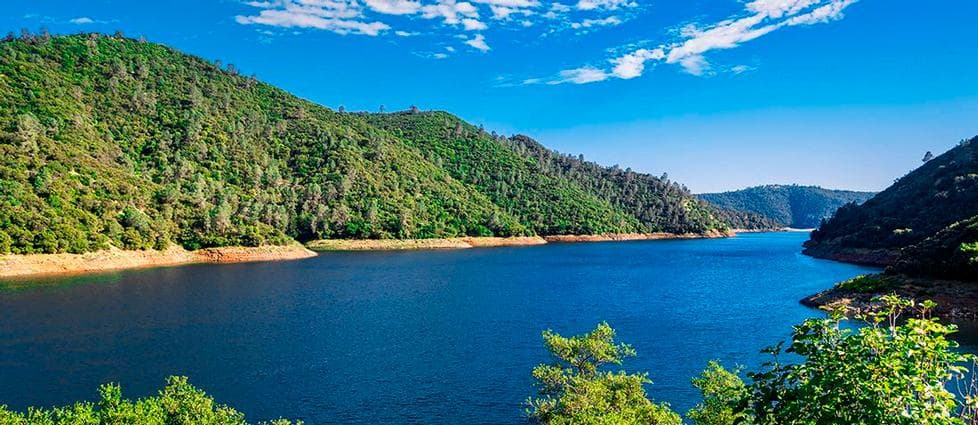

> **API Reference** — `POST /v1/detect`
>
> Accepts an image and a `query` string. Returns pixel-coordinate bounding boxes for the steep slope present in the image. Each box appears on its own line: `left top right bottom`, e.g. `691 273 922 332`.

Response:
362 112 645 235
888 215 978 281
699 185 875 229
0 34 729 256
505 135 727 234
804 137 978 267
0 34 527 254
365 111 728 235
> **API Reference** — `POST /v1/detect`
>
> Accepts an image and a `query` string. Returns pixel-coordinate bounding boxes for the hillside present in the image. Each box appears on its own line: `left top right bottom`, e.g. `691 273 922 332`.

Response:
699 185 874 229
804 137 978 271
365 112 726 235
0 33 726 255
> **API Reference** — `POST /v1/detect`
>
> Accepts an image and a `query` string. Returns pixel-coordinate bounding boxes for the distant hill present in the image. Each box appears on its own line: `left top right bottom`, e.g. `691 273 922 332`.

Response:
699 185 875 230
804 136 978 280
0 33 726 255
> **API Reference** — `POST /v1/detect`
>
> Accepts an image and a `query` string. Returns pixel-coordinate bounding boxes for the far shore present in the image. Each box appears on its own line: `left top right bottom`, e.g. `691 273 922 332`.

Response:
1 231 739 279
0 244 316 279
730 227 813 233
309 231 734 251
306 236 547 251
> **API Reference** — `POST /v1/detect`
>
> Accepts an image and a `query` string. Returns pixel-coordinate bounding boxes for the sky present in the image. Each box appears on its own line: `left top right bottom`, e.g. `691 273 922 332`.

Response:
4 0 978 193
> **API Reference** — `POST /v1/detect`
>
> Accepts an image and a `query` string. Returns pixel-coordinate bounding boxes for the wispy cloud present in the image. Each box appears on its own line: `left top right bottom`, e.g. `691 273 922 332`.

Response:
540 0 858 84
235 0 625 55
464 33 491 51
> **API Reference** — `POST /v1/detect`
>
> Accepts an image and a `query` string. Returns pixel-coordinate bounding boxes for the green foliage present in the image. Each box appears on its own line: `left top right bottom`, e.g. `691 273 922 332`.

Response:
889 215 978 280
0 34 728 255
365 112 727 235
526 322 682 425
687 362 748 425
700 185 874 230
0 34 529 254
835 274 890 293
0 376 300 424
692 296 978 425
807 137 978 280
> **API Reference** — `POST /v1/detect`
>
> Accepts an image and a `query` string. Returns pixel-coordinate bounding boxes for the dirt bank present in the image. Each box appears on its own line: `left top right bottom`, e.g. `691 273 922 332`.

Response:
306 236 547 251
0 244 316 279
543 230 734 243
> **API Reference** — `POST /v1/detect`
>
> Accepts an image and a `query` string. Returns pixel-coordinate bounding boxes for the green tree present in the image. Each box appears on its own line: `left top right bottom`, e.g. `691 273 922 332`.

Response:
0 376 300 425
687 361 748 425
526 322 681 425
690 296 978 425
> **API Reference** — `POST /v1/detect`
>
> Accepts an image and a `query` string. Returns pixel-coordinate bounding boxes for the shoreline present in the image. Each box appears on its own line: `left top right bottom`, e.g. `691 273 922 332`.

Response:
310 231 733 251
801 273 978 320
542 230 733 243
2 231 738 278
306 236 547 251
801 243 901 267
0 244 317 279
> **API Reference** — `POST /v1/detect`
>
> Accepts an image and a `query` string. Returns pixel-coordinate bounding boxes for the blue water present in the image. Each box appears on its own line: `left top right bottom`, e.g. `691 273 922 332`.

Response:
0 233 877 423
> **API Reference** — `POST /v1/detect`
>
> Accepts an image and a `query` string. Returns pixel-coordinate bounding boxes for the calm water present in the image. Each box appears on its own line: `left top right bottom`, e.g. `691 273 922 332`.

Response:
1 233 879 423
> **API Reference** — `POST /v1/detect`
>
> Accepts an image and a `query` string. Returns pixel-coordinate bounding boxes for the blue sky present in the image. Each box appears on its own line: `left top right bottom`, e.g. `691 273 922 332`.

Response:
5 0 978 192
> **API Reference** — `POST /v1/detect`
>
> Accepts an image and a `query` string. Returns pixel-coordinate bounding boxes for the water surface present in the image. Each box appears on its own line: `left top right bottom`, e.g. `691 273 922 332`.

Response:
0 233 876 423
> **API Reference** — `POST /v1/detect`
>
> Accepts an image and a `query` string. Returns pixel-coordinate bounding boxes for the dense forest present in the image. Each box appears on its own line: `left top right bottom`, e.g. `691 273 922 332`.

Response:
366 112 726 235
805 137 978 280
0 33 727 255
699 185 874 229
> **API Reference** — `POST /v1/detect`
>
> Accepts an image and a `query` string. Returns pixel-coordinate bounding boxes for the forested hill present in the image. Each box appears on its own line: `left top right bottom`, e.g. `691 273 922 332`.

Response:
0 33 726 255
364 112 726 235
699 185 875 229
804 136 978 280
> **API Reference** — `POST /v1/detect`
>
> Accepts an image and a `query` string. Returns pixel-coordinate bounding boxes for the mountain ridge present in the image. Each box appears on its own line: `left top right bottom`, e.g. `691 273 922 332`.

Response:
699 184 875 230
0 33 727 256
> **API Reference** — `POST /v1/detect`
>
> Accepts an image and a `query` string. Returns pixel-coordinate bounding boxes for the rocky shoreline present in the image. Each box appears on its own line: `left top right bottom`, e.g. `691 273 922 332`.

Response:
801 273 978 320
0 244 317 279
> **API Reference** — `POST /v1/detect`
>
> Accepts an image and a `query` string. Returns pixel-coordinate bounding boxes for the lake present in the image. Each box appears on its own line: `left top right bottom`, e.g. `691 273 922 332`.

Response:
1 232 879 423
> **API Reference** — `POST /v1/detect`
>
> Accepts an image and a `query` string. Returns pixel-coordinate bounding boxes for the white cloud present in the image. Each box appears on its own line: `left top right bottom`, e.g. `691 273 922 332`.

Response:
574 0 636 11
235 0 392 36
678 55 710 76
69 17 95 24
364 0 422 15
550 66 609 84
611 47 664 79
462 18 489 30
746 0 821 18
464 33 491 51
730 64 756 74
570 16 621 29
395 30 419 36
236 9 391 36
421 0 480 24
545 0 858 83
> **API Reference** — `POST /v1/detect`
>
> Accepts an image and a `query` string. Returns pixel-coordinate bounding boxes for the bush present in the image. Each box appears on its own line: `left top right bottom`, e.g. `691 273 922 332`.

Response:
526 322 682 425
0 376 300 425
689 296 978 424
835 274 889 293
